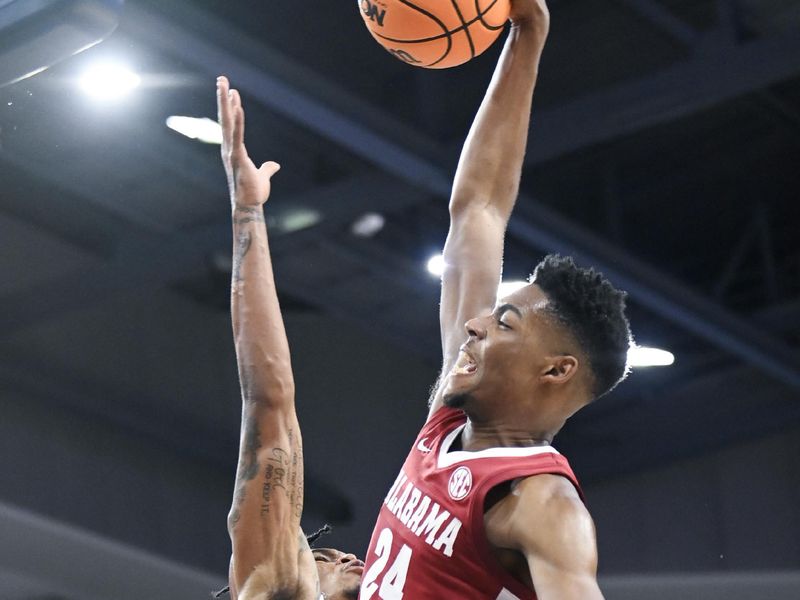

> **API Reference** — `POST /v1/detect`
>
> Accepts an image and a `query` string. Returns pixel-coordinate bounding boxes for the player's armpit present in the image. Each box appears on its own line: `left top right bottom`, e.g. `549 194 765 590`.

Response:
491 475 605 600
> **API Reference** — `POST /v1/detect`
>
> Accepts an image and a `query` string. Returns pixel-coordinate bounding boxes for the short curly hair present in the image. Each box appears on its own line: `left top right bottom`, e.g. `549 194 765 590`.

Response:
531 255 631 399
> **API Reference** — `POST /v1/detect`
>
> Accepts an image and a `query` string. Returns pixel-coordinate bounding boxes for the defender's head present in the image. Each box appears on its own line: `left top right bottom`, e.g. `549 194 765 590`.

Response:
313 548 363 599
442 255 631 427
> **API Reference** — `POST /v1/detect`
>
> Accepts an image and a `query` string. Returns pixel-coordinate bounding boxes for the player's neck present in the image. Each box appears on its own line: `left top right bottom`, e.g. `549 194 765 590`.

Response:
458 418 556 452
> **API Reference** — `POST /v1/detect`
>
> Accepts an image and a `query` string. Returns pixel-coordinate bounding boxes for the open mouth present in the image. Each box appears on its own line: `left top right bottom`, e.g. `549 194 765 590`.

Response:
345 563 364 575
452 349 478 376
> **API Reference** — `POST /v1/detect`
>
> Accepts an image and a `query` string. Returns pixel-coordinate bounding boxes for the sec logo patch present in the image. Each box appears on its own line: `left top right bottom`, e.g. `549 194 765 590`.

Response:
448 466 472 501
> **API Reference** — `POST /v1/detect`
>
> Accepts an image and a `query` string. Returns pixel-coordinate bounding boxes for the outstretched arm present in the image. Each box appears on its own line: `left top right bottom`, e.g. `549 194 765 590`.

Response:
430 0 550 418
218 76 318 600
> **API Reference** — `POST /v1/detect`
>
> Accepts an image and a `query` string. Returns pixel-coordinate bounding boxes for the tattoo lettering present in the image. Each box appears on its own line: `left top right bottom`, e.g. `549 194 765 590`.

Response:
290 432 304 519
260 446 290 515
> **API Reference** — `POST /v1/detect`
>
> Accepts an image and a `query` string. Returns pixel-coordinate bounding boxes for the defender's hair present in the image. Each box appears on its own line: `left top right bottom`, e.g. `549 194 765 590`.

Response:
531 255 631 399
212 525 333 598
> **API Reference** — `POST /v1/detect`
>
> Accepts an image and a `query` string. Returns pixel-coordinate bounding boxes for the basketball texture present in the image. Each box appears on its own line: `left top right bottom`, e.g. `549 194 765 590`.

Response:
358 0 510 69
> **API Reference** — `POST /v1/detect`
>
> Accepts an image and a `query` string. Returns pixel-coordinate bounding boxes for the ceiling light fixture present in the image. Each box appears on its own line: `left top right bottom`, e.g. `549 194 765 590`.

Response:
426 254 445 277
166 116 223 145
351 212 385 237
628 345 675 367
79 62 140 100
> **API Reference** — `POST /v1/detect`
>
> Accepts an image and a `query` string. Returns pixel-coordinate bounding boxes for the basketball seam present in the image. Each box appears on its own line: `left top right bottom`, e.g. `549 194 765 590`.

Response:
372 6 504 46
394 0 453 67
475 0 505 31
448 0 475 60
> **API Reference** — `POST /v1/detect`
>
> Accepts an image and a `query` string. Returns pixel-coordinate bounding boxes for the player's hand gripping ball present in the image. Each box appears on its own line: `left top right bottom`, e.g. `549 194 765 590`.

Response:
358 0 510 69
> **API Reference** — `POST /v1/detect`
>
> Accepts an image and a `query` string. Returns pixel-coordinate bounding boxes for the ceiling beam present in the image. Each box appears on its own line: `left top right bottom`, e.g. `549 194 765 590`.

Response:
523 28 800 165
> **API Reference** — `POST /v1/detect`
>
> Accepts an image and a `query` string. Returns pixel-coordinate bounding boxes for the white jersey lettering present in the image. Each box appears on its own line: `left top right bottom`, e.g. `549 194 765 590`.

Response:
380 470 463 558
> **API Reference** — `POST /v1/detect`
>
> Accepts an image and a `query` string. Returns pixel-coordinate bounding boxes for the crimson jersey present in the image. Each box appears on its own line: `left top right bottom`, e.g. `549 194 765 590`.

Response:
359 407 583 600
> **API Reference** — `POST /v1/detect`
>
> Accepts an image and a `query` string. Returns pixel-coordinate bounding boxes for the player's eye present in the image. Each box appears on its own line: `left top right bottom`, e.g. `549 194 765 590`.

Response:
497 318 511 329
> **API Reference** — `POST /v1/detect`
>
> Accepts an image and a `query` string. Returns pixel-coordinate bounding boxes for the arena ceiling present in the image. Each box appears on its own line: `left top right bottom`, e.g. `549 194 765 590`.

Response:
0 0 799 597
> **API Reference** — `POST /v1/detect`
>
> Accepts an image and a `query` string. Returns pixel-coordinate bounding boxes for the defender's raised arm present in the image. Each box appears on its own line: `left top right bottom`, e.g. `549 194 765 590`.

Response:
218 76 318 600
432 0 550 419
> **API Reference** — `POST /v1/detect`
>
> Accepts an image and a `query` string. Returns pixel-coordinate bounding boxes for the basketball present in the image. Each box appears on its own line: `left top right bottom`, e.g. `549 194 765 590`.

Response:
357 0 511 69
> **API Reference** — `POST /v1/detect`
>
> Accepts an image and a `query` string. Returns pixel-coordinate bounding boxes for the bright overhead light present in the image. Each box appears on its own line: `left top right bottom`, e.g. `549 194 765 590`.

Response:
166 116 223 145
427 254 445 277
498 280 528 298
79 62 140 100
278 208 321 233
627 345 675 367
351 212 385 237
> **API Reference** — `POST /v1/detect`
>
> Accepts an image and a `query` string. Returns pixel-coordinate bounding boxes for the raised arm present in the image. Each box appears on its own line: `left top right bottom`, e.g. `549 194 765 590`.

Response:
430 0 550 419
218 76 318 600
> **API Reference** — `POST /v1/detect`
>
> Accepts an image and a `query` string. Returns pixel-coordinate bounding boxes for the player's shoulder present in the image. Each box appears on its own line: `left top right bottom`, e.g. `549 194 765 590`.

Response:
496 473 593 545
510 473 594 549
516 472 581 502
515 473 587 520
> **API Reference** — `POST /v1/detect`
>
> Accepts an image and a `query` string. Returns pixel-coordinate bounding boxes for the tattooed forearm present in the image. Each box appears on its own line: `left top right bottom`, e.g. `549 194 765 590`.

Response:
234 203 262 215
233 215 265 225
233 204 266 225
232 230 252 283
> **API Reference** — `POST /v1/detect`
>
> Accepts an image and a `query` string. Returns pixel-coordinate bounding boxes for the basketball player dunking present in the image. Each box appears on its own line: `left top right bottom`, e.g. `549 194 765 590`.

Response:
359 1 631 599
217 76 363 600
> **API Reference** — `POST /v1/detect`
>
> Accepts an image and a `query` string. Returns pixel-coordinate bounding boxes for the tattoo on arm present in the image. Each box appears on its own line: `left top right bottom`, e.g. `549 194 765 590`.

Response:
229 413 263 526
232 230 252 283
233 204 265 223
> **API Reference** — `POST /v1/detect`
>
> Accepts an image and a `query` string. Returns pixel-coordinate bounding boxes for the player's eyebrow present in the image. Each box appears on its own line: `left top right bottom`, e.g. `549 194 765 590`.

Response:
495 303 522 319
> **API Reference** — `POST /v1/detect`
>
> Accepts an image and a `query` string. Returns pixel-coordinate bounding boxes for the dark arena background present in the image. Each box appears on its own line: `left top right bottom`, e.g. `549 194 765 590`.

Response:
1 0 799 598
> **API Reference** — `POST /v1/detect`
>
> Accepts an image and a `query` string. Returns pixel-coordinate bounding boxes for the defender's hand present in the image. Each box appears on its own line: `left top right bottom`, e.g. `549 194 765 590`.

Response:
509 0 549 35
217 76 280 210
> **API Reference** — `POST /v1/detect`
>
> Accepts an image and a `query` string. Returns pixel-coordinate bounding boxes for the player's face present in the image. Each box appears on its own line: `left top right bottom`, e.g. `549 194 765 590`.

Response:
313 548 363 599
442 283 556 410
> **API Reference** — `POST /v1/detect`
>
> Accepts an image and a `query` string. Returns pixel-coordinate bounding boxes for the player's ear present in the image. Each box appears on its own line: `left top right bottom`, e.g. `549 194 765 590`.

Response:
539 355 578 385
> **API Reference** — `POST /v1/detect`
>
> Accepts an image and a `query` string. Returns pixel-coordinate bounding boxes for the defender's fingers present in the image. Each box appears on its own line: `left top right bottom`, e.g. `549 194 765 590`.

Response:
217 79 235 148
230 89 242 112
217 76 231 125
232 105 245 150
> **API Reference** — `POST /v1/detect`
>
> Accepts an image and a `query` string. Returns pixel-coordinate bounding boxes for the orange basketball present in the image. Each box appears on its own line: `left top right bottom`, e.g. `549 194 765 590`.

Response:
357 0 510 69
